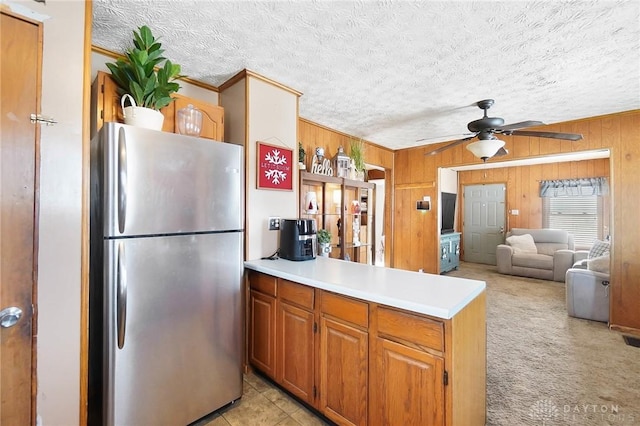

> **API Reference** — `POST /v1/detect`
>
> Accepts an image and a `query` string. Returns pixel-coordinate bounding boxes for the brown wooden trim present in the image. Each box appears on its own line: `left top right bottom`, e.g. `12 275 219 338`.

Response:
91 45 220 93
245 69 302 96
32 13 44 426
609 324 640 338
0 6 41 25
80 2 92 425
552 109 640 127
395 182 435 190
299 117 394 154
244 75 250 262
219 69 248 92
220 68 303 97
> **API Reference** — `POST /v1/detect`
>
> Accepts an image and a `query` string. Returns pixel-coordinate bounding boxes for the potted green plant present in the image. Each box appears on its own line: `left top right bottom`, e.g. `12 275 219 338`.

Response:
106 25 182 130
349 138 366 180
298 142 306 170
317 229 332 257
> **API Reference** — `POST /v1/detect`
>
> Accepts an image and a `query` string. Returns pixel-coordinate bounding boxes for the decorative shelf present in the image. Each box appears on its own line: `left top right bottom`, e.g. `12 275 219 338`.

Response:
300 171 375 264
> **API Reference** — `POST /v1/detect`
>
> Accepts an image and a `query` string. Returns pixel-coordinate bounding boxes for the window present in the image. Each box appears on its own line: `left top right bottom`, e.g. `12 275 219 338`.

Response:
540 177 609 247
542 196 604 246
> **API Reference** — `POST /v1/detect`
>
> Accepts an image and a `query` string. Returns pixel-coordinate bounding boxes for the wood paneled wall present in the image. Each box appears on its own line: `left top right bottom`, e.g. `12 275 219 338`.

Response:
394 110 640 333
457 159 610 231
298 118 394 170
298 118 395 265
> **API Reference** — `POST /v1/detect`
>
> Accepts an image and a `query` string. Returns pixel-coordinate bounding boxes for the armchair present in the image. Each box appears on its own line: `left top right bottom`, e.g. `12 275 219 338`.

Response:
496 228 576 282
565 241 610 322
566 267 610 322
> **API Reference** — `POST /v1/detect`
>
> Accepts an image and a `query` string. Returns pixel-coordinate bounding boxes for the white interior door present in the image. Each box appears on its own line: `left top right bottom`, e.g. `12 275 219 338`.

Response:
463 184 506 265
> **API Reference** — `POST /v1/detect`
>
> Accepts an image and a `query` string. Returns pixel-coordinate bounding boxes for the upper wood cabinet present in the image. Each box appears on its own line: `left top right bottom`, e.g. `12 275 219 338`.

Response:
90 71 224 141
172 94 224 141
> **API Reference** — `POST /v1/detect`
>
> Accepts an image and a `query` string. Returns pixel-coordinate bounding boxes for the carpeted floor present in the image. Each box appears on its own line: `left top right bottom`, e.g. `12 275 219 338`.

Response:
448 262 640 426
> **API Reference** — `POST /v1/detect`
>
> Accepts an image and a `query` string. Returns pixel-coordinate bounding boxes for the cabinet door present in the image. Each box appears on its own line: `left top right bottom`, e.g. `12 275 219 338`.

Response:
91 72 123 137
249 290 277 379
174 95 224 141
320 317 368 426
277 301 315 404
371 338 445 426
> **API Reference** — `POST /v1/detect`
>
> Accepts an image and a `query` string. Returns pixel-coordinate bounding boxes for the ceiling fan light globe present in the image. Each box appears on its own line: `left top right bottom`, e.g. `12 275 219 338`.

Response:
466 139 505 161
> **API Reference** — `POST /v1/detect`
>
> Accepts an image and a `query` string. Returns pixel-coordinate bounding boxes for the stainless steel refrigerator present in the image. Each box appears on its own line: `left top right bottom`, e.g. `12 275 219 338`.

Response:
89 123 244 425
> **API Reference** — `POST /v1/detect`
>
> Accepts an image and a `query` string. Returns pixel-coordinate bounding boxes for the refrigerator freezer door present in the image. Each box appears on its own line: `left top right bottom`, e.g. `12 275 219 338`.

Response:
104 232 243 425
100 123 244 237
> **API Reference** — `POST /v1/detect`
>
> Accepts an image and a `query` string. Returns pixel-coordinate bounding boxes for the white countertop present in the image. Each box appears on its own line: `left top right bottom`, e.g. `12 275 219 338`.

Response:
244 257 485 319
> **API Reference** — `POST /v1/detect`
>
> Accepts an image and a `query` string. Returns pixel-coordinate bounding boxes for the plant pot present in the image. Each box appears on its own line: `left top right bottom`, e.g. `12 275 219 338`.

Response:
121 94 164 131
318 243 331 257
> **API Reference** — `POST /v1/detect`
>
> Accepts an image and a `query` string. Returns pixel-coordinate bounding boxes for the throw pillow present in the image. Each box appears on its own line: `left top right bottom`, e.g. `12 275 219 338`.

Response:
588 240 610 259
506 233 538 254
587 255 610 274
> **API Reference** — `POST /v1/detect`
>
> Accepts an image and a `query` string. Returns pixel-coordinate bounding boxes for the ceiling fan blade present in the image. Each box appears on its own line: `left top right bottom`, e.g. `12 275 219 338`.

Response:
505 130 583 141
495 120 544 131
416 132 475 143
424 136 476 156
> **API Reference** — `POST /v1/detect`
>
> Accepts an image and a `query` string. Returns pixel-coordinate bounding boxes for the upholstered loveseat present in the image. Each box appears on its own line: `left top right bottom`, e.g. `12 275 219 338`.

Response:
496 228 576 282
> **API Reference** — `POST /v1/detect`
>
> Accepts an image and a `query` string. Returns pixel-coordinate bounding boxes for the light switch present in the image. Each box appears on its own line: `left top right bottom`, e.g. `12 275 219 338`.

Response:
511 209 519 215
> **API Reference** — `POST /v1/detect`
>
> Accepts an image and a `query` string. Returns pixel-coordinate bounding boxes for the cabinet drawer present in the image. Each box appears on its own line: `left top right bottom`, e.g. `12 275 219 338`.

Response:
249 271 277 297
376 307 444 352
321 291 368 328
279 279 314 310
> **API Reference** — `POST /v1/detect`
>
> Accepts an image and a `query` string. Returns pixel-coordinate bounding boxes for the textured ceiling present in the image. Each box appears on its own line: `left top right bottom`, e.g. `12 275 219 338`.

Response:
92 0 640 150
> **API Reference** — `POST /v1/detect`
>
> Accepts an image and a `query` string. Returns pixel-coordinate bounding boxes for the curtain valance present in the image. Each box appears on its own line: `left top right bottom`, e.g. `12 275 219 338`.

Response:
539 177 609 197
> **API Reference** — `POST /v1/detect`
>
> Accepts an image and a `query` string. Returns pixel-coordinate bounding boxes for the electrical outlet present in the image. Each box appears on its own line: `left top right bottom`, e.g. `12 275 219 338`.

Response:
268 217 281 231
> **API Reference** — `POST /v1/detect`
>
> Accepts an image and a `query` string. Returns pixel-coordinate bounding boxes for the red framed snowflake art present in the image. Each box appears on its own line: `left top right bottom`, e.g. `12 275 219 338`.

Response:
256 142 294 191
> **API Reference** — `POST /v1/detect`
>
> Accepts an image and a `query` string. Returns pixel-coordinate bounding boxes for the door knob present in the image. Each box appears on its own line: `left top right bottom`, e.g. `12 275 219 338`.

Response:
0 307 23 328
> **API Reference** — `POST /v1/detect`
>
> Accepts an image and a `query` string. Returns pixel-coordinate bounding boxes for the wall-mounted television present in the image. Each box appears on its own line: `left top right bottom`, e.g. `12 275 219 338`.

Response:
441 192 457 234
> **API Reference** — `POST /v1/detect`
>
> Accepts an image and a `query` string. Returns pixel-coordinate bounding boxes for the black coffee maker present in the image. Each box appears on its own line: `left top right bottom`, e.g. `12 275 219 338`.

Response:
280 219 317 261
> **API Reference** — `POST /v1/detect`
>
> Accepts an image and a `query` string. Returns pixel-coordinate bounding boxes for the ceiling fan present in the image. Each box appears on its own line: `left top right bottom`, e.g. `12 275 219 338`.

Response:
423 99 583 162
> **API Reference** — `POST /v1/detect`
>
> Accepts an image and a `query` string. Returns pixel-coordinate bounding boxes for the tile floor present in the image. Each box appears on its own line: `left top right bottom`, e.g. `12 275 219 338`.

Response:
193 371 333 426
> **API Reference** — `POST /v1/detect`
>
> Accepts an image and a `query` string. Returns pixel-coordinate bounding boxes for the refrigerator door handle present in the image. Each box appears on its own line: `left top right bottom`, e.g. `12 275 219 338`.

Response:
117 127 128 234
116 242 127 349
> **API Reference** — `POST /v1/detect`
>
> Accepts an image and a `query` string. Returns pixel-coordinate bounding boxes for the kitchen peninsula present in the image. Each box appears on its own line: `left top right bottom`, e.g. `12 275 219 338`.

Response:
244 257 486 426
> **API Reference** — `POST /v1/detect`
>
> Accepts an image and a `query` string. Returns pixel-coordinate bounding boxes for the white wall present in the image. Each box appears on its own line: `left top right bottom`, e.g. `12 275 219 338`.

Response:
439 167 458 194
7 0 86 424
246 77 299 260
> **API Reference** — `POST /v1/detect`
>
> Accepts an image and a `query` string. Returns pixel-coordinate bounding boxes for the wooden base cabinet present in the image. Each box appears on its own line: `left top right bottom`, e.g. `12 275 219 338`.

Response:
247 271 486 426
319 292 369 426
277 280 316 404
248 273 277 379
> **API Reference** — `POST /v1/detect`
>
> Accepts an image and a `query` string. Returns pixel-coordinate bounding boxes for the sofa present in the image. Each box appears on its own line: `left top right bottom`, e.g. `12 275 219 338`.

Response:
496 228 576 282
